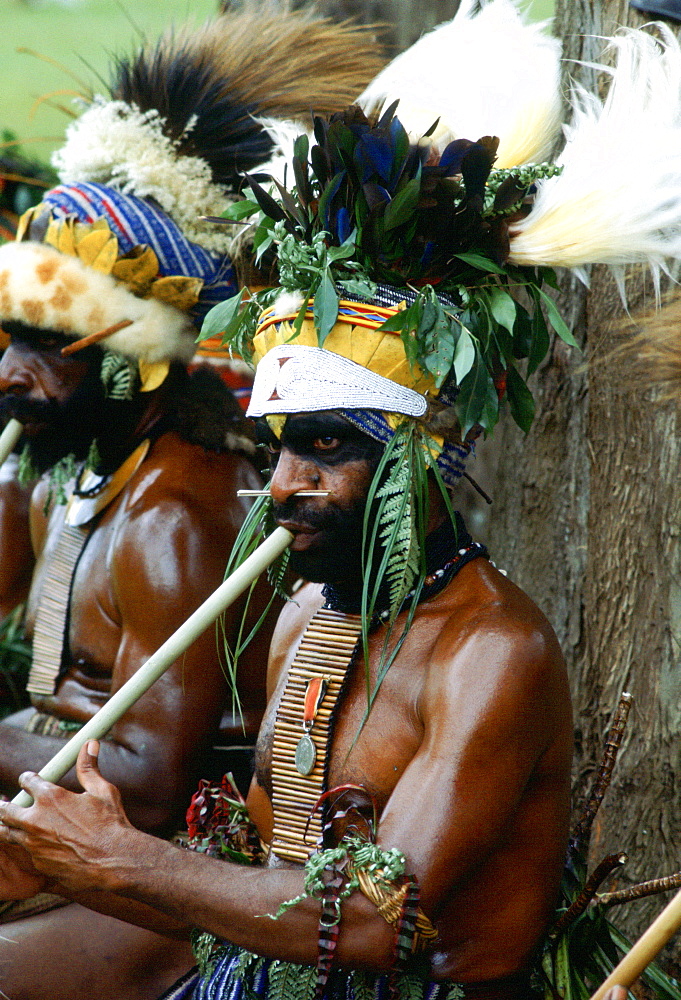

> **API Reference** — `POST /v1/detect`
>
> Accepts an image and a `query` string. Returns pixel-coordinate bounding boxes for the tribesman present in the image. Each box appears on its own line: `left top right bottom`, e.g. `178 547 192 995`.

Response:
0 7 384 999
3 4 681 1000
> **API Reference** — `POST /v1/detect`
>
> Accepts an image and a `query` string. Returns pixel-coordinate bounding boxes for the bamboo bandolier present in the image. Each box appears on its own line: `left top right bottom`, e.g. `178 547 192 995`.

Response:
26 439 150 696
270 607 362 863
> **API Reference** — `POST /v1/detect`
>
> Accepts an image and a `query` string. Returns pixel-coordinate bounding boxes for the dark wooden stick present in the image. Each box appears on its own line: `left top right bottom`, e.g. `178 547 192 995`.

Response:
597 872 681 908
572 691 633 854
550 853 628 938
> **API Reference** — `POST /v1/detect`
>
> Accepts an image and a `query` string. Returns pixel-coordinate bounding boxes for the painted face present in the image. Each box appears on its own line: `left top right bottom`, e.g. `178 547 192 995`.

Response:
257 411 384 584
0 322 106 471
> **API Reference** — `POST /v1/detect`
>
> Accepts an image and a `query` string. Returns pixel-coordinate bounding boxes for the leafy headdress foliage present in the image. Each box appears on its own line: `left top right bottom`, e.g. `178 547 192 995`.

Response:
200 104 571 706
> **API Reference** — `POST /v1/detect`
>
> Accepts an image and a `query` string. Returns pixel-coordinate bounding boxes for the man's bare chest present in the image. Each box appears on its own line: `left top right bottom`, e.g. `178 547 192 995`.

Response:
26 505 123 712
254 621 426 844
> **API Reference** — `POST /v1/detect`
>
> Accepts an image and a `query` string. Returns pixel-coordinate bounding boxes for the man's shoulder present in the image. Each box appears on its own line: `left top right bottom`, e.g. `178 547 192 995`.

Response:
120 430 261 514
422 555 566 689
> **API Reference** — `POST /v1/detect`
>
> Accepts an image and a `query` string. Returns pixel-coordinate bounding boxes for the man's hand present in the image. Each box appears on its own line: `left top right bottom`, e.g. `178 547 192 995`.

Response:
0 741 135 895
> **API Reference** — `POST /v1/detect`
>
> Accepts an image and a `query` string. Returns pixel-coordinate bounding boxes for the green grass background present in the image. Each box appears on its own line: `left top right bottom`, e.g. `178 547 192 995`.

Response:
0 0 555 167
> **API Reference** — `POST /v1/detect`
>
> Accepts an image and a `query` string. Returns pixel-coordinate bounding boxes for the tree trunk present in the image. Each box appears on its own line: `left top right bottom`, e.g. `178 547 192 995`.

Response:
486 0 681 961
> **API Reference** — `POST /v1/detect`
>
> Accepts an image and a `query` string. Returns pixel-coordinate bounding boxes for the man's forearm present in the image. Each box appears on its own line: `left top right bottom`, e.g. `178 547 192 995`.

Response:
103 828 394 969
0 715 76 796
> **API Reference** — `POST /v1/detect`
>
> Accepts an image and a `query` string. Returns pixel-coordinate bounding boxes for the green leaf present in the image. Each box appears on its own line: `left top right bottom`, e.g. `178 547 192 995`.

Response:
455 352 489 437
454 251 507 275
198 289 246 342
488 286 516 335
338 277 377 299
537 286 579 348
527 301 550 376
479 377 500 434
512 303 533 358
313 270 339 347
383 177 420 231
506 364 536 433
327 242 355 263
220 199 260 221
377 309 411 333
453 327 476 384
293 132 309 163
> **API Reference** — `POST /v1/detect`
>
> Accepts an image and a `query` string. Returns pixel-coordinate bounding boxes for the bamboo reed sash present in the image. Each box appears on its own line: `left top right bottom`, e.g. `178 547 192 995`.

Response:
270 607 362 864
27 440 150 697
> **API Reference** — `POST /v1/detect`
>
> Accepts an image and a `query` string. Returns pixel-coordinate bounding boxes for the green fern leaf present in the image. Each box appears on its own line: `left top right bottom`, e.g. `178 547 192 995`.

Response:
268 960 316 1000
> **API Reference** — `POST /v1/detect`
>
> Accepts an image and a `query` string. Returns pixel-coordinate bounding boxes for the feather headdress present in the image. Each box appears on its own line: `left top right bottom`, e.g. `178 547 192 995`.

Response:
357 0 563 169
1 6 384 377
508 24 681 303
53 7 386 256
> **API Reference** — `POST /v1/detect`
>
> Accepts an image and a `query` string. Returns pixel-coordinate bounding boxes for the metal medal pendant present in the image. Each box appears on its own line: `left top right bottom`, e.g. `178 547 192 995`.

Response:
295 733 317 775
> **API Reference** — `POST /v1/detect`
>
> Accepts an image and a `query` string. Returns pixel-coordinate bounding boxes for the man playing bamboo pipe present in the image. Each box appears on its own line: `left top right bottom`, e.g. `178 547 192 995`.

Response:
0 96 577 994
0 396 574 1000
7 2 681 993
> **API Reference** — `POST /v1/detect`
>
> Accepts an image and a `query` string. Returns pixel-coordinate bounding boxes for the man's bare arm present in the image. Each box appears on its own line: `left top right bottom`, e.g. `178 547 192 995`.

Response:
0 602 571 975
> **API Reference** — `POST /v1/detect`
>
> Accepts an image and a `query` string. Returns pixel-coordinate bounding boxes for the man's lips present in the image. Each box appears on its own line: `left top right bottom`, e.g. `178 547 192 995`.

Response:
274 520 325 551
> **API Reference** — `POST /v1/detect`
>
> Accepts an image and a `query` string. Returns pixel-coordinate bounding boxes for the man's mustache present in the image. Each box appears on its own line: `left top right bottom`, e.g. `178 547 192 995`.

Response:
272 498 338 530
0 395 61 424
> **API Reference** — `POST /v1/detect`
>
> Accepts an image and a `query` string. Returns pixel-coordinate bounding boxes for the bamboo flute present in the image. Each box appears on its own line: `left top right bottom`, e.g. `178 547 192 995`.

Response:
0 418 23 466
11 525 293 808
590 888 681 1000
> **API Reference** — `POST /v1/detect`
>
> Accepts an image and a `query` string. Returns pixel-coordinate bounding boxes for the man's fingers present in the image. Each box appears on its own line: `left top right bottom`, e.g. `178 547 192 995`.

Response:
76 740 119 802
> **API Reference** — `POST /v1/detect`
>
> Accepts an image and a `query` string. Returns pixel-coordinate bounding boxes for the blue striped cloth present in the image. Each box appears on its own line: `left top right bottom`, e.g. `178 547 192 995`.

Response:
42 182 237 325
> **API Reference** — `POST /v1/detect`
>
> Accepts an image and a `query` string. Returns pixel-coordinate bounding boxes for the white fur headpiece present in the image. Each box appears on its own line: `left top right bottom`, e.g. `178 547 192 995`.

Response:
0 242 196 363
53 99 235 256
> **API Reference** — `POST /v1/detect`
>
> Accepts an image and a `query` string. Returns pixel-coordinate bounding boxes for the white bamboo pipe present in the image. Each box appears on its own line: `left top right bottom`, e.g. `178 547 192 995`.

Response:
0 418 22 466
12 525 293 808
590 889 681 1000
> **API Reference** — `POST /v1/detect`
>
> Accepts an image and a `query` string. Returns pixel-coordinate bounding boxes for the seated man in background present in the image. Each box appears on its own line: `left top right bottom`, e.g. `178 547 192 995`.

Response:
0 7 384 997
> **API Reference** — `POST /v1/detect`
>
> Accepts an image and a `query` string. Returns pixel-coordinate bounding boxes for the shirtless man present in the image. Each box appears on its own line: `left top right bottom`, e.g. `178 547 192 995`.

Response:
0 261 272 1000
0 401 573 1000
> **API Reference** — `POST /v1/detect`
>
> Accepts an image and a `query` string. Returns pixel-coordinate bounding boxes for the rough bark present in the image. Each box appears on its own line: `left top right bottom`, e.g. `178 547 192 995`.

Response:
487 0 681 957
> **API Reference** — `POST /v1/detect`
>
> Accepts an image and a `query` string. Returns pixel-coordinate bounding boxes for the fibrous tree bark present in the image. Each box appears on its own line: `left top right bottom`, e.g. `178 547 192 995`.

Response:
486 0 681 960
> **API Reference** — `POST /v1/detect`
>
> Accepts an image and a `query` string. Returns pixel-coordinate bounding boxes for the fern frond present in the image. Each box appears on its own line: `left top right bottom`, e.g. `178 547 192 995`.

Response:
100 349 137 400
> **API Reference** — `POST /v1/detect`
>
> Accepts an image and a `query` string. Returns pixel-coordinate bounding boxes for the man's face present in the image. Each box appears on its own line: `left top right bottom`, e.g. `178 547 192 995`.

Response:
257 412 384 585
0 323 107 472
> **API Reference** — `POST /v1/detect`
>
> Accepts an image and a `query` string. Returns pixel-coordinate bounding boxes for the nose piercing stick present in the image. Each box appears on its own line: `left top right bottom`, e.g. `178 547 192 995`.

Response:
237 490 330 497
0 418 23 466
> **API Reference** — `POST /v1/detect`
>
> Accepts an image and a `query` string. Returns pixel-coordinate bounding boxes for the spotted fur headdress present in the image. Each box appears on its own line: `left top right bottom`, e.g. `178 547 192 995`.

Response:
0 6 385 385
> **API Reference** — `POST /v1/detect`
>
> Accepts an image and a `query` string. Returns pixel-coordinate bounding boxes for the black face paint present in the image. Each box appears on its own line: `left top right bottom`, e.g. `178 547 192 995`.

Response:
0 322 143 475
256 412 384 585
256 412 384 470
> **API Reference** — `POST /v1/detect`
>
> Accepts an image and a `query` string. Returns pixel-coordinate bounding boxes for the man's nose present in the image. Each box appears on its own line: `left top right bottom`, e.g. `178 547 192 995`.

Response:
269 449 320 505
0 343 32 395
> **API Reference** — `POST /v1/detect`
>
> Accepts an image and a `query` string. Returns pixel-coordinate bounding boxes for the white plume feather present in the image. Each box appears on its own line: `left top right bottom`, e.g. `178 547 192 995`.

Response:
357 0 562 168
509 25 681 301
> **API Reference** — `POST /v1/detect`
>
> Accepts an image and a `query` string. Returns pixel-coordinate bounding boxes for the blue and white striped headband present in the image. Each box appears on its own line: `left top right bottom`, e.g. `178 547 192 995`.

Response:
41 182 238 326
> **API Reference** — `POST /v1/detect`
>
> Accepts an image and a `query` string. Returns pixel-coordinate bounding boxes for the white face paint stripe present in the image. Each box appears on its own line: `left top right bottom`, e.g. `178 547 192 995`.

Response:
247 345 428 419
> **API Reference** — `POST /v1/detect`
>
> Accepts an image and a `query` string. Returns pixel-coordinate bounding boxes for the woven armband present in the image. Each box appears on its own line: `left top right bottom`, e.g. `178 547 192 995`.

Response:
355 867 438 953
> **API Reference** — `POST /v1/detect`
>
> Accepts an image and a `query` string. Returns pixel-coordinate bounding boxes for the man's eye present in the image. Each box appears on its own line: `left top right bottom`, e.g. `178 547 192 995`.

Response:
314 437 340 451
